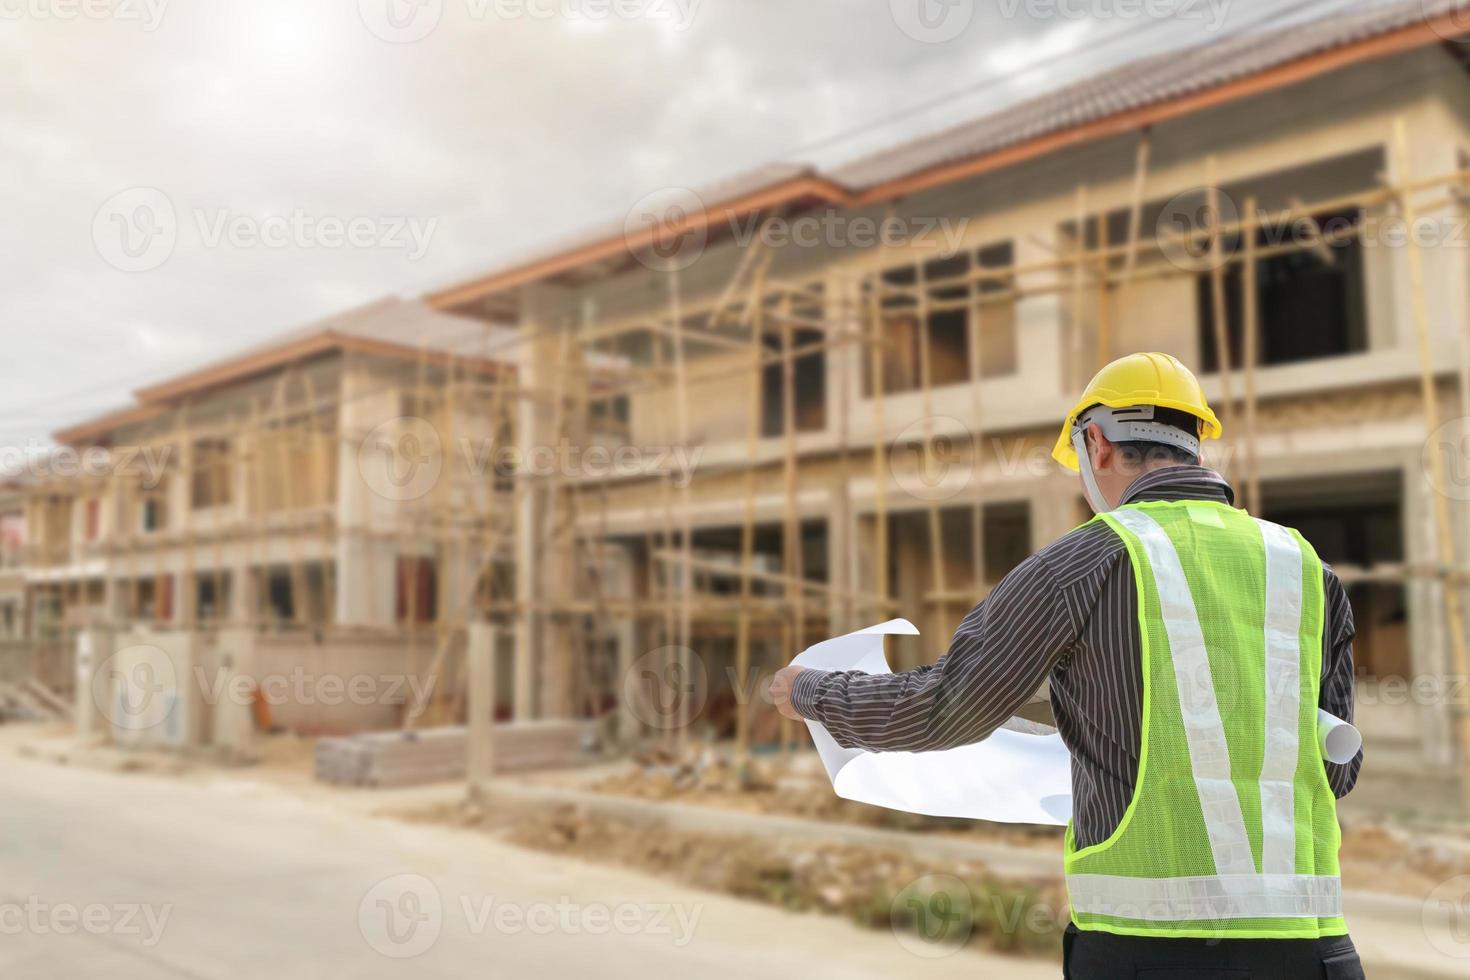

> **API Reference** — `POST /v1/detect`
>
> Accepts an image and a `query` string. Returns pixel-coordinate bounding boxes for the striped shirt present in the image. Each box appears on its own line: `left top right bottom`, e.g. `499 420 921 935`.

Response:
790 464 1362 847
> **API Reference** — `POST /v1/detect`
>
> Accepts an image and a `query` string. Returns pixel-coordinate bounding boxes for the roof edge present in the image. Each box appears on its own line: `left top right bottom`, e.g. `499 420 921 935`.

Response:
56 329 512 446
428 172 854 311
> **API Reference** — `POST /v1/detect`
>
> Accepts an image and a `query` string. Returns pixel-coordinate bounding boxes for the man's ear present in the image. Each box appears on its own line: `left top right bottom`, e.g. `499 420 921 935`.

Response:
1085 422 1112 471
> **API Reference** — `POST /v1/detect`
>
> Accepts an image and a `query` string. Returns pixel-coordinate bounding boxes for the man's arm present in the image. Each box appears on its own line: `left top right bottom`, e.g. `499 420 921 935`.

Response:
775 551 1077 752
1320 564 1362 797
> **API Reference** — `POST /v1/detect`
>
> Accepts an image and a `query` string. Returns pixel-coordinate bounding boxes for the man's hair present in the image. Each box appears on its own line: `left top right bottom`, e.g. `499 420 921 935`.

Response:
1091 405 1202 467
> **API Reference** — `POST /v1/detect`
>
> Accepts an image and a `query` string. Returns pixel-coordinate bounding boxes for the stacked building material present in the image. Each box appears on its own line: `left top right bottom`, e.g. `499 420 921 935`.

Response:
0 683 52 723
314 721 589 788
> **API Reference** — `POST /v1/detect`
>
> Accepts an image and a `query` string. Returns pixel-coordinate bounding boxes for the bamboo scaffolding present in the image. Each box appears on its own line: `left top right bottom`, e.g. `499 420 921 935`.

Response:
1205 158 1237 459
1093 209 1112 369
1070 185 1088 388
835 275 857 634
868 278 890 620
968 245 988 604
779 289 801 753
1241 195 1263 515
301 370 334 629
1120 133 1151 304
670 269 695 740
1392 118 1470 805
26 157 1470 797
915 258 950 647
734 255 773 761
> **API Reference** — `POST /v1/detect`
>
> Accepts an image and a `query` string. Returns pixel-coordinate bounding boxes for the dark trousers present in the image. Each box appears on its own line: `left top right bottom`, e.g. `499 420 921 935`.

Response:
1062 923 1366 979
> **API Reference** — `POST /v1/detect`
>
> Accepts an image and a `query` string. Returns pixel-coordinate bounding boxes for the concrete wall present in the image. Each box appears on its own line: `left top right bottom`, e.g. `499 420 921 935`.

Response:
230 629 460 735
0 638 32 685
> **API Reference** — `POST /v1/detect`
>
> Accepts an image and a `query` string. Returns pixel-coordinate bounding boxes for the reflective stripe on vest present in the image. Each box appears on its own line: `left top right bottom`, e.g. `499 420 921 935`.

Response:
1109 508 1255 877
1067 873 1342 921
1259 520 1304 876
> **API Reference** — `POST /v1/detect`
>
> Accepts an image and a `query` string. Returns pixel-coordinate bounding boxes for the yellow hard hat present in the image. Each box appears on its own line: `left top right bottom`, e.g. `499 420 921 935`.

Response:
1051 352 1222 471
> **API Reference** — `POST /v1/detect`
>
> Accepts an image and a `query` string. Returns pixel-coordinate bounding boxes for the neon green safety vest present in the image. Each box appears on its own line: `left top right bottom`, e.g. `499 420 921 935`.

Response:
1064 500 1346 940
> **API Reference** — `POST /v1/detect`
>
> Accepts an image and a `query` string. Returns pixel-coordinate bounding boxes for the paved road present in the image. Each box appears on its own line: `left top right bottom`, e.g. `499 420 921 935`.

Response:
0 753 1057 979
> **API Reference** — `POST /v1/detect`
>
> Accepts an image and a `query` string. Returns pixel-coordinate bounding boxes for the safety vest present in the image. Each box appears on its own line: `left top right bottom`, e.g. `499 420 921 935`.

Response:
1064 500 1346 940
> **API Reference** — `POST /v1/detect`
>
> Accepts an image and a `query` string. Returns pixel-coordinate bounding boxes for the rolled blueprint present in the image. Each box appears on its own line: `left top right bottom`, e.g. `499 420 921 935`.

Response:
791 619 1073 826
1317 708 1362 765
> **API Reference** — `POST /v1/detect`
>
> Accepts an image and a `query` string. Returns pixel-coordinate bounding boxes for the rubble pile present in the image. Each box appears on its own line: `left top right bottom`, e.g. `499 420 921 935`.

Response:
1338 823 1470 894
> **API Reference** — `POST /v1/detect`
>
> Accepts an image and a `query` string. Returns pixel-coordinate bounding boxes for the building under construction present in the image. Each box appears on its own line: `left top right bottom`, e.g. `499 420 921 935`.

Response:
9 1 1470 801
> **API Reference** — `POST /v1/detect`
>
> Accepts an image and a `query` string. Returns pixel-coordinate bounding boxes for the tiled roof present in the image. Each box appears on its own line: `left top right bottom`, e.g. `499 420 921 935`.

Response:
833 0 1464 186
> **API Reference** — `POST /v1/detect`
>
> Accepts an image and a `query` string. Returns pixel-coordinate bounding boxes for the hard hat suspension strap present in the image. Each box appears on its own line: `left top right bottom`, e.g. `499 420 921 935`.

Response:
1073 428 1113 515
1073 404 1202 458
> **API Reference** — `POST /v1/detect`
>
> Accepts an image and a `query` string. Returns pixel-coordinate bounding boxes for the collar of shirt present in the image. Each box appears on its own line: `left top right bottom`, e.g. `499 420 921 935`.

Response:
1118 464 1236 507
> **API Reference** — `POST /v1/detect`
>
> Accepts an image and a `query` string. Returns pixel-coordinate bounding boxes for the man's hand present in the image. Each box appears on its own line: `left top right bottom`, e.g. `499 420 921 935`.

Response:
769 665 807 721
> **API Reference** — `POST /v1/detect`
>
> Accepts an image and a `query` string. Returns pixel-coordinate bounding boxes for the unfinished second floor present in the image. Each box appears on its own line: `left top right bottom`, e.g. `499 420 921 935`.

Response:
22 304 517 574
435 37 1470 484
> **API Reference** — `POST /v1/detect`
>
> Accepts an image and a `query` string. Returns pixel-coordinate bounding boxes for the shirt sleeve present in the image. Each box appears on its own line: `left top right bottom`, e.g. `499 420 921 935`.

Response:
1319 564 1362 798
787 550 1076 752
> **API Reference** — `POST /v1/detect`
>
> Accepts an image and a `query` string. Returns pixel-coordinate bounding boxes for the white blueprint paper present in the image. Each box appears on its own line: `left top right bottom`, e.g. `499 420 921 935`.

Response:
792 619 1073 826
1316 708 1362 765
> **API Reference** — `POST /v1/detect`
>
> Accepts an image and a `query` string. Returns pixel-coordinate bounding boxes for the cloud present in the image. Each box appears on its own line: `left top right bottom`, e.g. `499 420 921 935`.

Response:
984 17 1097 77
1 0 1314 443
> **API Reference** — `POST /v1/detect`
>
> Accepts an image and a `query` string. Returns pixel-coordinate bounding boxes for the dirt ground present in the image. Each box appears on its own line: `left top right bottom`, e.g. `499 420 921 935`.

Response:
13 723 1470 910
395 795 1070 959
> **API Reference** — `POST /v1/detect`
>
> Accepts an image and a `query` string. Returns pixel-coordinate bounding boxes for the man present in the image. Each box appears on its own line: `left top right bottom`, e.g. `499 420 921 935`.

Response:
770 352 1365 978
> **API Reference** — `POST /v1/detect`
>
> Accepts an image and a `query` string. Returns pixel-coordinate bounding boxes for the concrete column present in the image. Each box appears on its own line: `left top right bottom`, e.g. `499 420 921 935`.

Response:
516 287 580 720
212 628 255 760
467 623 496 794
228 563 254 623
513 623 535 721
1012 232 1067 401
853 512 879 607
514 290 543 721
171 572 193 628
334 356 398 628
1404 457 1454 768
102 575 117 627
73 628 109 739
827 479 852 634
614 615 638 742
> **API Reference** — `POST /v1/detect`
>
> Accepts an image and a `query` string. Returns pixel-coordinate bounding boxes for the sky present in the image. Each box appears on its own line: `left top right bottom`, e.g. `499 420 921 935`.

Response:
0 0 1386 448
